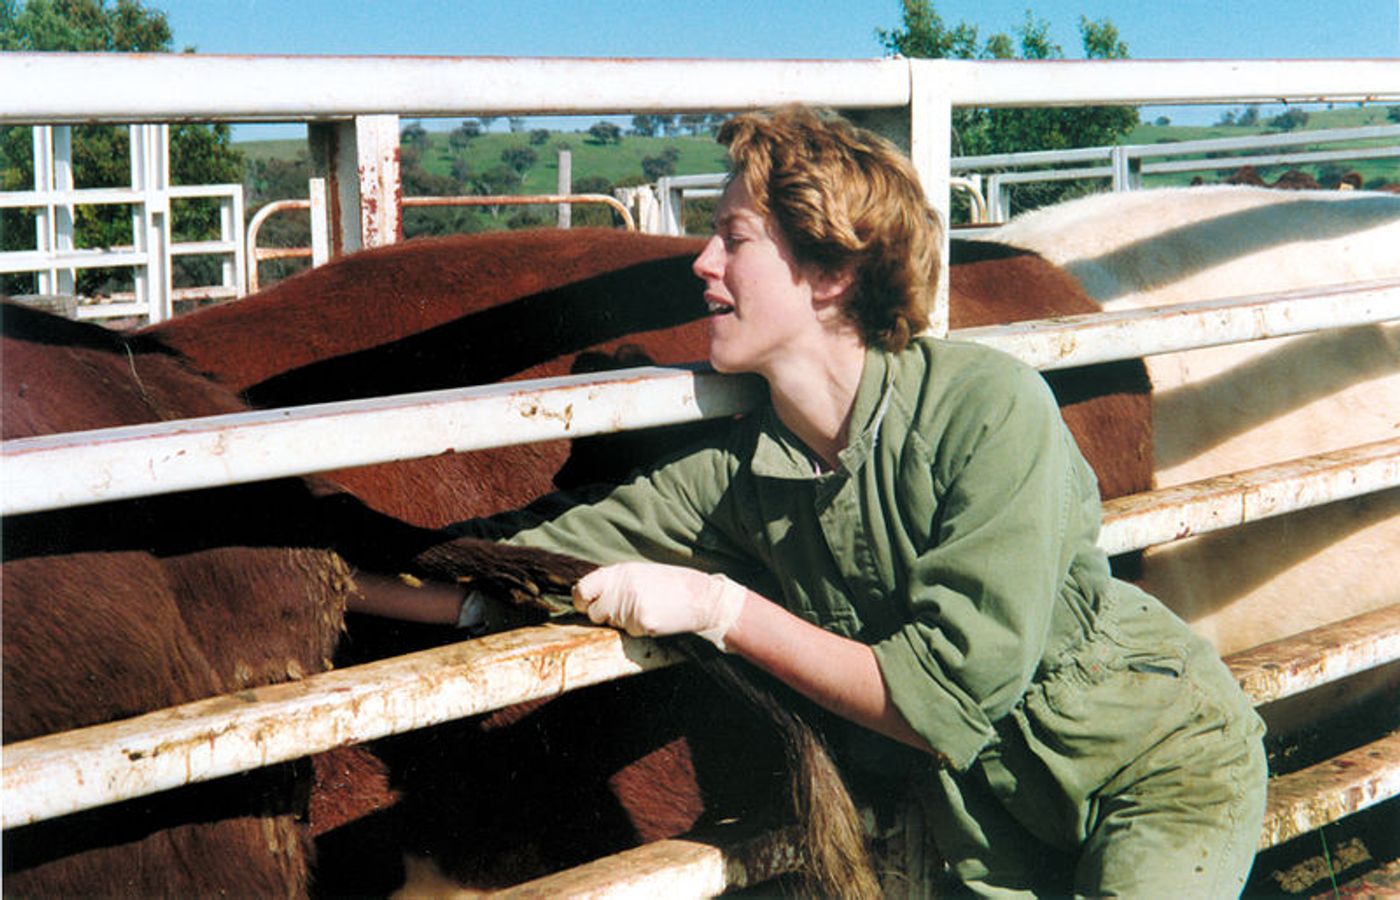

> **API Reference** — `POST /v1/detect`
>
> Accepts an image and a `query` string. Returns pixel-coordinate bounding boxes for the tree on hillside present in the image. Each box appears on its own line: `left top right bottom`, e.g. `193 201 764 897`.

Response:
679 114 708 136
878 0 1138 215
500 145 537 183
448 120 480 152
1 0 244 296
587 121 623 145
400 122 430 153
1268 108 1310 131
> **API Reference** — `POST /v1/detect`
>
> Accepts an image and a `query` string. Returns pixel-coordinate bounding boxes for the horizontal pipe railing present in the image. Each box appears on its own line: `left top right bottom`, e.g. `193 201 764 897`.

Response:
1098 437 1400 557
4 441 1396 829
952 124 1400 171
0 624 688 830
2 56 1397 125
0 366 766 516
5 280 1395 516
958 277 1400 371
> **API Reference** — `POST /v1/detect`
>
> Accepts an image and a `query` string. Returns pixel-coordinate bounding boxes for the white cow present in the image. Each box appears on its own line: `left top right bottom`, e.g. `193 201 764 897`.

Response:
985 185 1400 656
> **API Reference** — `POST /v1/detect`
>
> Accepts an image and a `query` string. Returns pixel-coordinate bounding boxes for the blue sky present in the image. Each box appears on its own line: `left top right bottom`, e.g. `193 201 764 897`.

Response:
164 0 1397 60
158 0 1400 136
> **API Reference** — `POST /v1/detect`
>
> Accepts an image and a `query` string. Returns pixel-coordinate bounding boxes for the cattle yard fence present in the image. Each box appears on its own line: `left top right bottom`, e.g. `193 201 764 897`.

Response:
0 123 247 322
2 53 1399 895
644 124 1400 231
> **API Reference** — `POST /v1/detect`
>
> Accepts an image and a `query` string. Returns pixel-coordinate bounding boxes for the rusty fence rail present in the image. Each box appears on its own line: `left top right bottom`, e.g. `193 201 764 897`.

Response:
4 278 1397 517
246 193 636 293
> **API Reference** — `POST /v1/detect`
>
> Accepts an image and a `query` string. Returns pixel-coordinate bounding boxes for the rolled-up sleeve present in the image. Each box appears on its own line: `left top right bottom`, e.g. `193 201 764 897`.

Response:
872 364 1079 770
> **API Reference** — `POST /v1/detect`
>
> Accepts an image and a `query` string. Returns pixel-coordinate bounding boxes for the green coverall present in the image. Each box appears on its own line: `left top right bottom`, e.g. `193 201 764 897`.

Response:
456 337 1268 897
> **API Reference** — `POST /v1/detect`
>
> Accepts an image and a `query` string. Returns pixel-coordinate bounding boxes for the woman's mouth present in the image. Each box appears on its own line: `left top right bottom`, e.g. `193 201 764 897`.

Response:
706 297 735 316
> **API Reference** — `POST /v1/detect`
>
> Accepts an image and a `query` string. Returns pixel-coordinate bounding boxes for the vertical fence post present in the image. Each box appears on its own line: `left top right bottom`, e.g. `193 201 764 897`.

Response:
129 124 172 324
308 176 331 266
657 176 685 236
31 126 54 295
224 184 248 298
557 148 572 228
51 126 75 297
1110 145 1130 193
307 115 401 258
31 126 76 298
909 59 953 338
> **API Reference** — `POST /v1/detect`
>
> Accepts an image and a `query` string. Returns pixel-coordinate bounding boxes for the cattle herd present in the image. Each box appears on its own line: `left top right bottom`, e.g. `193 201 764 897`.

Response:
3 184 1398 896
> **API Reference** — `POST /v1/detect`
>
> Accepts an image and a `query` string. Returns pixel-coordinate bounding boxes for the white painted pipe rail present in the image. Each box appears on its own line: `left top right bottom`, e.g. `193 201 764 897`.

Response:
0 54 911 123
5 280 1396 516
958 277 1400 371
0 624 687 830
0 367 766 516
2 56 1396 125
952 124 1400 171
5 441 1396 829
1099 437 1400 557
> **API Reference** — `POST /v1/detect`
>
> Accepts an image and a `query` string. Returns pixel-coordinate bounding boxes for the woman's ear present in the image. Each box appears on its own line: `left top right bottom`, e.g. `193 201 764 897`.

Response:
809 264 856 307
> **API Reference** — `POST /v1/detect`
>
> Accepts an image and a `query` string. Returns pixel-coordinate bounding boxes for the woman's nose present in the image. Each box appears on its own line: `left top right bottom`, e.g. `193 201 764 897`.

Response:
693 235 724 281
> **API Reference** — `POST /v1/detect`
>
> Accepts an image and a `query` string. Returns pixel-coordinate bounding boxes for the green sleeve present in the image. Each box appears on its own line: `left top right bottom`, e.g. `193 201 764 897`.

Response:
453 431 757 576
872 361 1086 771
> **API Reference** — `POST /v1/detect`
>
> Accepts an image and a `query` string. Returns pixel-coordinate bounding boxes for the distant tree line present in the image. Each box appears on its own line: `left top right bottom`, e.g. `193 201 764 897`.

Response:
1214 104 1312 131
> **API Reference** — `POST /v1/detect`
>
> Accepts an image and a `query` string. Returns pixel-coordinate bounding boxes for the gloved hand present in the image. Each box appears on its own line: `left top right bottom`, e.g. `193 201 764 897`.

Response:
572 561 748 651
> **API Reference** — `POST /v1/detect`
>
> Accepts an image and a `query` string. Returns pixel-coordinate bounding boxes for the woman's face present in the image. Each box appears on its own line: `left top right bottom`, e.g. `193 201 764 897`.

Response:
692 179 833 377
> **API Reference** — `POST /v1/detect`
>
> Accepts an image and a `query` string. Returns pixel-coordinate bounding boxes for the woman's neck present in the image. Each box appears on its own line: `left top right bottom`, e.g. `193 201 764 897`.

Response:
765 334 868 471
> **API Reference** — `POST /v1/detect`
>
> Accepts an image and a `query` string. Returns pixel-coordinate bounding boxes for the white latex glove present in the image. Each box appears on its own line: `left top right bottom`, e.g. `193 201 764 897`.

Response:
572 561 748 652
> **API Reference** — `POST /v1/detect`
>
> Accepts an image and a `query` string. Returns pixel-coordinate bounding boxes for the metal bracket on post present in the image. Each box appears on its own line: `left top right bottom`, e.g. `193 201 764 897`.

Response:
909 59 953 338
307 114 401 259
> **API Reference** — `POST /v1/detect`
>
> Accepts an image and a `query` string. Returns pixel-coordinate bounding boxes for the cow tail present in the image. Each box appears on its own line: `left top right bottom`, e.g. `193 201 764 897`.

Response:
699 655 882 899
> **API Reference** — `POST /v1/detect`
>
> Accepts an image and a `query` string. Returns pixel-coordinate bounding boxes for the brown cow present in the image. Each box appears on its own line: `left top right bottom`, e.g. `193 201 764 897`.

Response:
4 228 1152 894
0 303 593 895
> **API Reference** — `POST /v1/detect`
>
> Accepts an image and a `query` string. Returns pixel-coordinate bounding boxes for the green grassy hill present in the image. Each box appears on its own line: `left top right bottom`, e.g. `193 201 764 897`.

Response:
236 128 729 197
413 130 729 194
238 105 1397 195
1125 106 1399 188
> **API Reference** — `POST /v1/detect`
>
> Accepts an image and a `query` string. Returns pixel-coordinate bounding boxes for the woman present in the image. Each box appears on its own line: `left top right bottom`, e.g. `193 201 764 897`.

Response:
374 106 1268 896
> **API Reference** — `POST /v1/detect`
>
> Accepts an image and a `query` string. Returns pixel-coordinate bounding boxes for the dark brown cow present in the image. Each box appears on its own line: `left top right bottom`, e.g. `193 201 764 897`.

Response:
3 228 1151 895
0 303 593 895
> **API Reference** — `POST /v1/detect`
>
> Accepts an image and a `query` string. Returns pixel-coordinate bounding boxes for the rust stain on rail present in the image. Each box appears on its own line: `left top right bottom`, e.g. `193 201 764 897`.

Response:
1258 730 1400 849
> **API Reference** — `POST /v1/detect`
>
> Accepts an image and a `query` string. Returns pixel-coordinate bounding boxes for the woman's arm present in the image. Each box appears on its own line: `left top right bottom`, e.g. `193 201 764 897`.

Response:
571 561 936 757
725 588 935 756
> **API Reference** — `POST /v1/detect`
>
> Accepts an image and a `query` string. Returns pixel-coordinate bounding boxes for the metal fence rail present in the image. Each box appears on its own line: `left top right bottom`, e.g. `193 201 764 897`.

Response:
5 279 1397 517
964 125 1400 221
